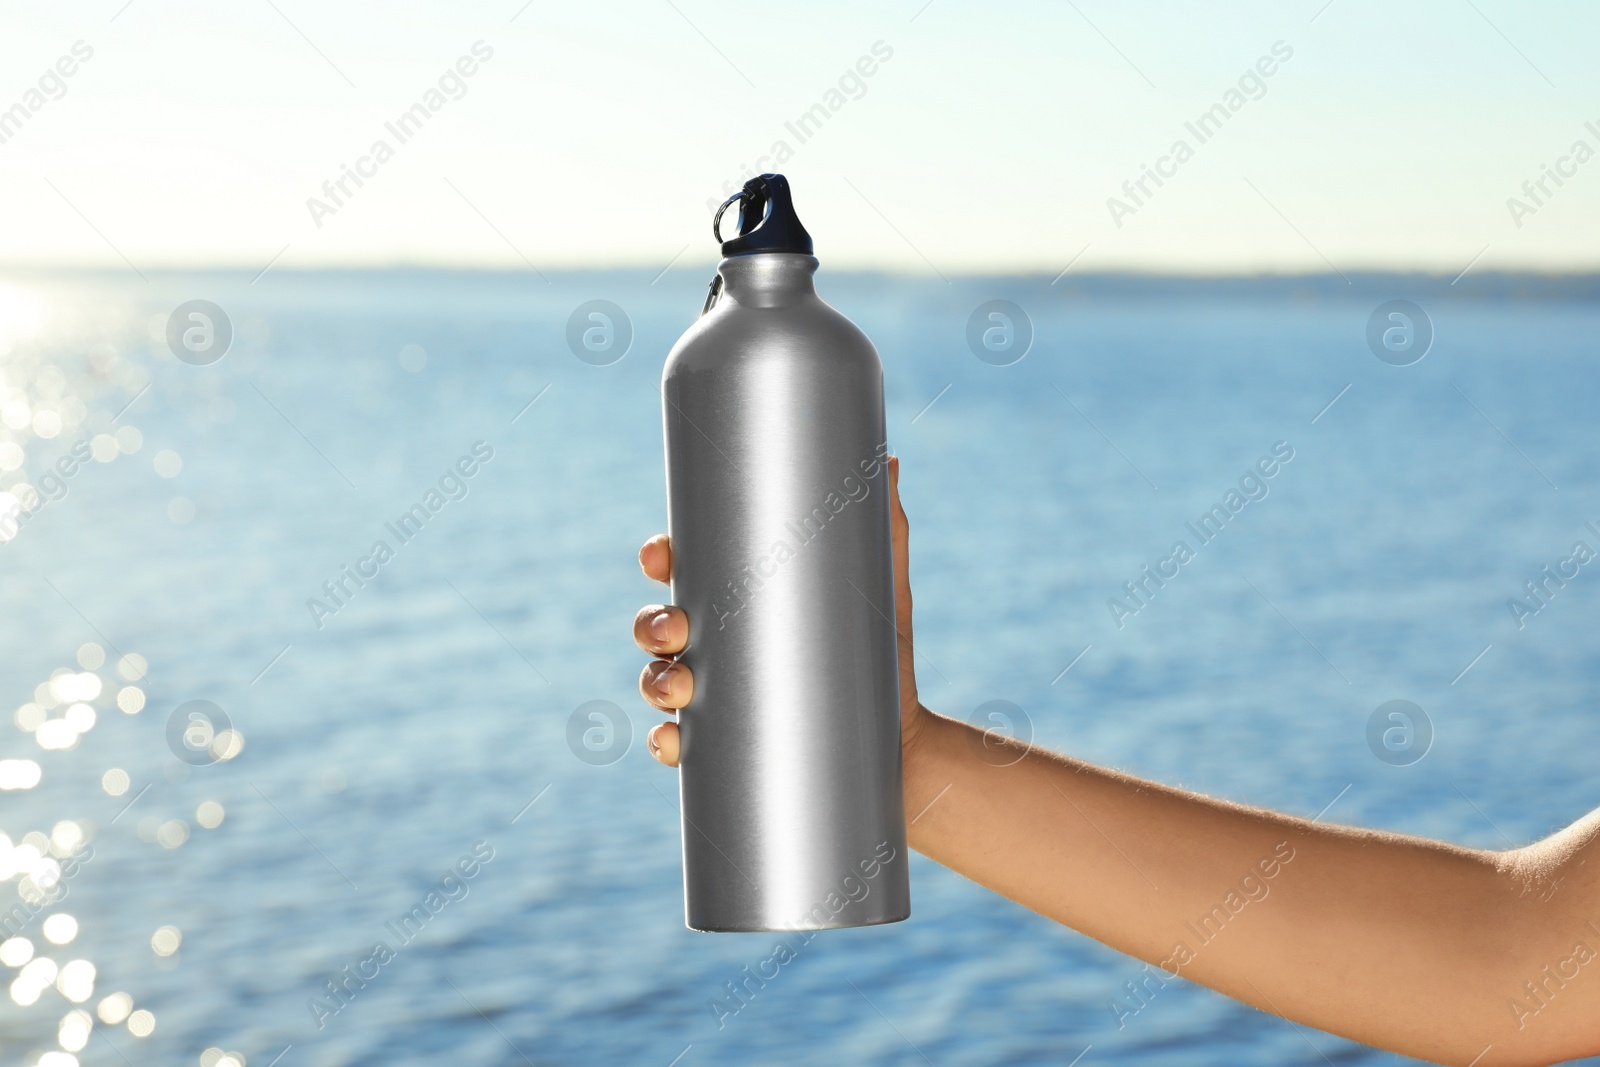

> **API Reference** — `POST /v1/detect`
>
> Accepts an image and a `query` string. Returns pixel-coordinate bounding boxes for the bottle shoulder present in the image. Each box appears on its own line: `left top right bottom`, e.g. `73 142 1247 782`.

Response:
663 293 878 378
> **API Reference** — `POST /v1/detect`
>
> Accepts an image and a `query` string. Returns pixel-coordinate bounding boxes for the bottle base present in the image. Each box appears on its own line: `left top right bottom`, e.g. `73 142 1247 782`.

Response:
686 909 910 934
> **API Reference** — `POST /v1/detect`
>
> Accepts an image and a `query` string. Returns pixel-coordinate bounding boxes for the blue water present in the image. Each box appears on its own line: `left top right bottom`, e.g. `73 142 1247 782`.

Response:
1 267 1597 1066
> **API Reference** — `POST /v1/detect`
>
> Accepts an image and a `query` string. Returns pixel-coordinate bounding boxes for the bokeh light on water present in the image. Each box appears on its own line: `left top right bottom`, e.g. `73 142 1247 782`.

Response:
2 281 238 1063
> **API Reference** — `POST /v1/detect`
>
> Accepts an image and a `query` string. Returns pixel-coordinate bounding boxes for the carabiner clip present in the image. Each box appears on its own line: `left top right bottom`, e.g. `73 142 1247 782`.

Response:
712 190 745 246
701 190 747 316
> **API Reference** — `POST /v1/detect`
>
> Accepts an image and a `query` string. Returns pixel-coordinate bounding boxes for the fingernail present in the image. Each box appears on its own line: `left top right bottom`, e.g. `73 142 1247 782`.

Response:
648 610 672 644
647 727 662 756
652 665 675 698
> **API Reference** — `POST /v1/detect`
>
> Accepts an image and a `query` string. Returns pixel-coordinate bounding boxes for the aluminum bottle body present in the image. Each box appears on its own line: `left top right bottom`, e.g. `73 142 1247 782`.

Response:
661 252 909 932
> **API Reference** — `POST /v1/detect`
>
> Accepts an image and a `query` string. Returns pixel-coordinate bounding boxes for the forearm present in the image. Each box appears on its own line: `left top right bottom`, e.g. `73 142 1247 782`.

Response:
903 709 1599 1066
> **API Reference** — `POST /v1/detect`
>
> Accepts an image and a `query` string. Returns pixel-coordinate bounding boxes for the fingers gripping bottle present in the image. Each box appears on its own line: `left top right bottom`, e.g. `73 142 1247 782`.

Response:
660 174 910 932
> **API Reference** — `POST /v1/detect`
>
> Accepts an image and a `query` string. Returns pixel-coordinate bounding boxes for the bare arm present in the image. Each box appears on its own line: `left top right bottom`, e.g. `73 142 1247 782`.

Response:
634 457 1600 1067
902 712 1600 1065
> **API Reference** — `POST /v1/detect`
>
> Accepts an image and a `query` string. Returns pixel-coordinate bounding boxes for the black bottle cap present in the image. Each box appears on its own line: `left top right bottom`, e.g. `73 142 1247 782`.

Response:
720 174 813 257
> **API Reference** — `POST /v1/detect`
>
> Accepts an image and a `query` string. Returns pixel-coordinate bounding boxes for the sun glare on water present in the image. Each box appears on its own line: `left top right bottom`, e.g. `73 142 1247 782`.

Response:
1 287 248 1064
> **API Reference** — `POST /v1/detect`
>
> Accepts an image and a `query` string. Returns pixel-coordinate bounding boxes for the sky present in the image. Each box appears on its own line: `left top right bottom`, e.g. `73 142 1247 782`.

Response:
0 0 1596 275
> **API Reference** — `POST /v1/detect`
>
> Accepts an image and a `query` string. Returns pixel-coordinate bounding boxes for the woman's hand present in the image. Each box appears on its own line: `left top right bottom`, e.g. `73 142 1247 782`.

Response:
632 454 932 768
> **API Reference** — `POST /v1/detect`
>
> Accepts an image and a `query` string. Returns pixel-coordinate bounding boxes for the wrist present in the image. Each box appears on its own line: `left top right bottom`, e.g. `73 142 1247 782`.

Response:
902 706 952 825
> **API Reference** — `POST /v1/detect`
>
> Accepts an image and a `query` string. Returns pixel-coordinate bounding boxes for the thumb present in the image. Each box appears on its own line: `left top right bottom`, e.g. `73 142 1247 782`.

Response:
887 455 918 714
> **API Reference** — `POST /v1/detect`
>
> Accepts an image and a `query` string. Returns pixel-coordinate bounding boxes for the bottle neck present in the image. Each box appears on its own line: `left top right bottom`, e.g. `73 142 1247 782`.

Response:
717 253 818 308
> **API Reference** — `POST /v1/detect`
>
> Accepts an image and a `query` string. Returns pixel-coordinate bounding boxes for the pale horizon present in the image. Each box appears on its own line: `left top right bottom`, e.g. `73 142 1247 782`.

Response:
2 0 1596 277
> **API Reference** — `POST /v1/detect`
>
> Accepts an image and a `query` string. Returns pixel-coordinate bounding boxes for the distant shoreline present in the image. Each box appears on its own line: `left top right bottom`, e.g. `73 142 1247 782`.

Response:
6 266 1600 301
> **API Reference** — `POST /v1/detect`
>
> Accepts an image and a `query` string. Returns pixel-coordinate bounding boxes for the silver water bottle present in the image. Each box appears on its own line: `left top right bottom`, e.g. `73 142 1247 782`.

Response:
661 174 909 932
